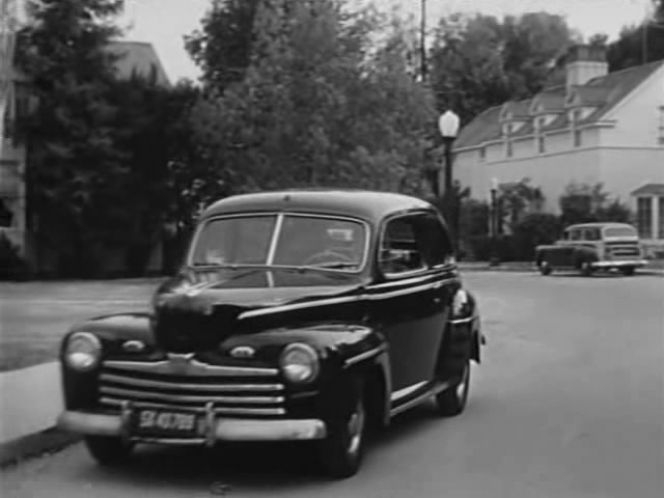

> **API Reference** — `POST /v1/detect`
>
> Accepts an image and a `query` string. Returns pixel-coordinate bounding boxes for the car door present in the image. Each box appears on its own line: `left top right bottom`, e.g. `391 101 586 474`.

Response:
553 228 580 267
370 211 457 392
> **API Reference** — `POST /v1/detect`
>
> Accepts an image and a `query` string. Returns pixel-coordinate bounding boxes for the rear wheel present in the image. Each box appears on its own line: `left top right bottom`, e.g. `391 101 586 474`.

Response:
434 359 470 417
621 266 635 276
84 436 133 466
318 378 366 479
538 260 552 275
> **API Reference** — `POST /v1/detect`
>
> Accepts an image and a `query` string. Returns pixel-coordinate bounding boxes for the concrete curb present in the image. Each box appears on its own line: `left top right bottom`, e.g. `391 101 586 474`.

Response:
0 362 72 467
0 428 80 468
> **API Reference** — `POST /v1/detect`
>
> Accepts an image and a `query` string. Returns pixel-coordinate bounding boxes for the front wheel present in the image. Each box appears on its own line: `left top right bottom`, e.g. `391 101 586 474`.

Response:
434 360 470 417
579 260 594 277
318 378 366 479
84 436 133 466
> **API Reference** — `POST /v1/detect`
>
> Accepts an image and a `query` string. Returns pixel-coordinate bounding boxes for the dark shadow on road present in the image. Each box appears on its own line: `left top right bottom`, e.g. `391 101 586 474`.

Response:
71 402 451 494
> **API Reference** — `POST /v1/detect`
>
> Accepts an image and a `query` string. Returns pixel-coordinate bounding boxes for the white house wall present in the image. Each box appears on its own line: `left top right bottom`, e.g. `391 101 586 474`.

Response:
597 147 664 205
455 129 604 212
600 64 664 148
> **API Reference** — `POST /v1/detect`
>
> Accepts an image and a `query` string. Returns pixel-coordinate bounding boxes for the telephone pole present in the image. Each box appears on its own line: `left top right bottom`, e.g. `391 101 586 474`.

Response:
0 0 19 155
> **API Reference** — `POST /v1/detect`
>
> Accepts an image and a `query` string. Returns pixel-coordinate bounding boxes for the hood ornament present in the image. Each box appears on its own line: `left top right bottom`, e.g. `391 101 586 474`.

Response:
167 353 196 374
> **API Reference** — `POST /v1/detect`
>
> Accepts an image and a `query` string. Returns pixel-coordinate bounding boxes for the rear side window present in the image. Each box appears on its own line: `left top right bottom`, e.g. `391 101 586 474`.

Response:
380 212 453 275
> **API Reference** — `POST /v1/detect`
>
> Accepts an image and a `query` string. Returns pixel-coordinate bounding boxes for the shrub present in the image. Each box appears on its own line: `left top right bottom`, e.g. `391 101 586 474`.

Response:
511 213 563 260
0 234 31 280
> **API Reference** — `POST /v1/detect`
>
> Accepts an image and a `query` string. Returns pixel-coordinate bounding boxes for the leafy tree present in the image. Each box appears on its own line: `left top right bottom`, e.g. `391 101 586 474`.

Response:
189 0 436 196
559 182 631 225
17 0 124 275
429 12 579 123
185 0 260 92
498 178 544 230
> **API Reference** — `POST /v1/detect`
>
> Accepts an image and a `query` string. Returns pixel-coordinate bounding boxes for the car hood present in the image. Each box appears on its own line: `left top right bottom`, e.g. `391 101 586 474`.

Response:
152 268 366 352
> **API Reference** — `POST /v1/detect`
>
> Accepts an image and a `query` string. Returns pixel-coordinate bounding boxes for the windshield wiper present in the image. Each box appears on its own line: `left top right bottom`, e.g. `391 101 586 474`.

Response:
302 262 359 270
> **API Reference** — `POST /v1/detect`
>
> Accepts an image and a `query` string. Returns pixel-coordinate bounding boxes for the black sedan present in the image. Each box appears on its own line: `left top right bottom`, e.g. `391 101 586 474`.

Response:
57 190 484 478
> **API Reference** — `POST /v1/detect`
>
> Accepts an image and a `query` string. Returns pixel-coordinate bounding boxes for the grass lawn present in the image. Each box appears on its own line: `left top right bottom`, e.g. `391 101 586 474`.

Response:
0 279 163 372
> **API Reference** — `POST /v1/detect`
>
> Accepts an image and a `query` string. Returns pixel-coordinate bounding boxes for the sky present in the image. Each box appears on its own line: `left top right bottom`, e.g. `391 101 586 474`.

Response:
119 0 654 83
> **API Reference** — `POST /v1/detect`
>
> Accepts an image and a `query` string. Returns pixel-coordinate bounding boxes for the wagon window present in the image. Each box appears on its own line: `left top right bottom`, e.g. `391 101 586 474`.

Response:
569 229 582 241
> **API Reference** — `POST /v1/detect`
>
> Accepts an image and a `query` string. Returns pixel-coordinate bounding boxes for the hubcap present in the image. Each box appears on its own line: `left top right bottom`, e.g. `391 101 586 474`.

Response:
456 364 469 399
347 400 365 456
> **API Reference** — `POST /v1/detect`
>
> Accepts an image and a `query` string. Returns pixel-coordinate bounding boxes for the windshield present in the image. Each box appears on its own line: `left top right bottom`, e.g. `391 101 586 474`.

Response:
604 226 637 238
190 214 367 271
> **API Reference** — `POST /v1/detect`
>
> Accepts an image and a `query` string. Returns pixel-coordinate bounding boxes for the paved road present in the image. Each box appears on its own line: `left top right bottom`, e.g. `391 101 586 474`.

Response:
2 272 663 498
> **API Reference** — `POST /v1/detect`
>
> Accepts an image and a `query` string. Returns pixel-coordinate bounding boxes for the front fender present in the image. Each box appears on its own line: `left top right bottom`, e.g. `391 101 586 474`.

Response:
221 323 391 428
61 312 156 410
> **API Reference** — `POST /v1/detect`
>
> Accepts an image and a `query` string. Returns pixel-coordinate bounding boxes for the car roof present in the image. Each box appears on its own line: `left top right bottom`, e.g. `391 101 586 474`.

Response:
566 222 635 230
200 189 435 223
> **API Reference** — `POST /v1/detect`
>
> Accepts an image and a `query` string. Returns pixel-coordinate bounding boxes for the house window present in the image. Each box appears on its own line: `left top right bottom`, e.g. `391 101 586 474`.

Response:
637 197 652 239
506 140 513 158
537 135 545 153
571 109 582 147
479 147 486 161
659 197 664 239
658 107 664 145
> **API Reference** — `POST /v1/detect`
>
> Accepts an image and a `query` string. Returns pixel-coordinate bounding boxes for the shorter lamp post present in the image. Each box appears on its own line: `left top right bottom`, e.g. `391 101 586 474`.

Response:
438 110 460 248
489 177 500 267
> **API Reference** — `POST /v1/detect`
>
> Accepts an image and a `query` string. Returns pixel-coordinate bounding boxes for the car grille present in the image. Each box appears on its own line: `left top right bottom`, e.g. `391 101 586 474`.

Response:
98 359 285 417
605 242 640 258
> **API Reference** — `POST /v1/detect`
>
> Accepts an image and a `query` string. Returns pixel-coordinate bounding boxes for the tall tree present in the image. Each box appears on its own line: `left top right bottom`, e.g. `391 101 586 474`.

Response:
605 0 664 70
189 0 436 197
185 0 260 92
17 0 124 275
429 12 578 124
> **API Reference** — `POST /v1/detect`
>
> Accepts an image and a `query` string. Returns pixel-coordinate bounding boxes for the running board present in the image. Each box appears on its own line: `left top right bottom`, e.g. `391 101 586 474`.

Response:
389 380 453 417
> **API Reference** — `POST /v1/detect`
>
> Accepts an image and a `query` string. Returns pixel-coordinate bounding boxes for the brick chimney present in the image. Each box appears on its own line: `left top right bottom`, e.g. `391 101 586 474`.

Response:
565 45 608 91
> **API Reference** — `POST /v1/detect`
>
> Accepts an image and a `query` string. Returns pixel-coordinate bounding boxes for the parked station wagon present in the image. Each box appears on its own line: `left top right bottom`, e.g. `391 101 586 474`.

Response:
535 222 647 276
57 190 483 478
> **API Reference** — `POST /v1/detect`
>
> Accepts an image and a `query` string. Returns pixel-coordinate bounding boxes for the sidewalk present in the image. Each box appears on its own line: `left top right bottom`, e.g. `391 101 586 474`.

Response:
0 362 74 466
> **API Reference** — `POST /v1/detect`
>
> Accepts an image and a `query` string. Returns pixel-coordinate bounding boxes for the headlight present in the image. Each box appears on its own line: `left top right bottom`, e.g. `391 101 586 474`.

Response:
64 332 102 371
452 289 470 318
279 343 319 384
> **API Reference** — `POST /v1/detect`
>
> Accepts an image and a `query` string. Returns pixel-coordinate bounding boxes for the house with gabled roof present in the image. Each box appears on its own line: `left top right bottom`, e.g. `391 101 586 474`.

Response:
452 45 664 253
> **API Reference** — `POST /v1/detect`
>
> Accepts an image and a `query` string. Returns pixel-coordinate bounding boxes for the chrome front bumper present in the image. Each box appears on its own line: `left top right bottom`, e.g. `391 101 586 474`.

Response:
591 259 648 268
57 411 327 444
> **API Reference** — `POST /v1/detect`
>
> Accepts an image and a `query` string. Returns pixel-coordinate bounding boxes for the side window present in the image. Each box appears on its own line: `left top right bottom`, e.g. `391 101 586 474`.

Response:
380 216 426 274
411 213 454 267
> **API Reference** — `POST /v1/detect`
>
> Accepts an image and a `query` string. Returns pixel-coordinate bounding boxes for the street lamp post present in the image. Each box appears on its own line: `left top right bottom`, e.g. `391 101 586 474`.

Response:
438 110 460 247
489 177 500 267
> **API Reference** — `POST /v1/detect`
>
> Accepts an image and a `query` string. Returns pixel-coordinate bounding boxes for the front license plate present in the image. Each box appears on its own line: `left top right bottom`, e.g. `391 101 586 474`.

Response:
132 408 199 437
